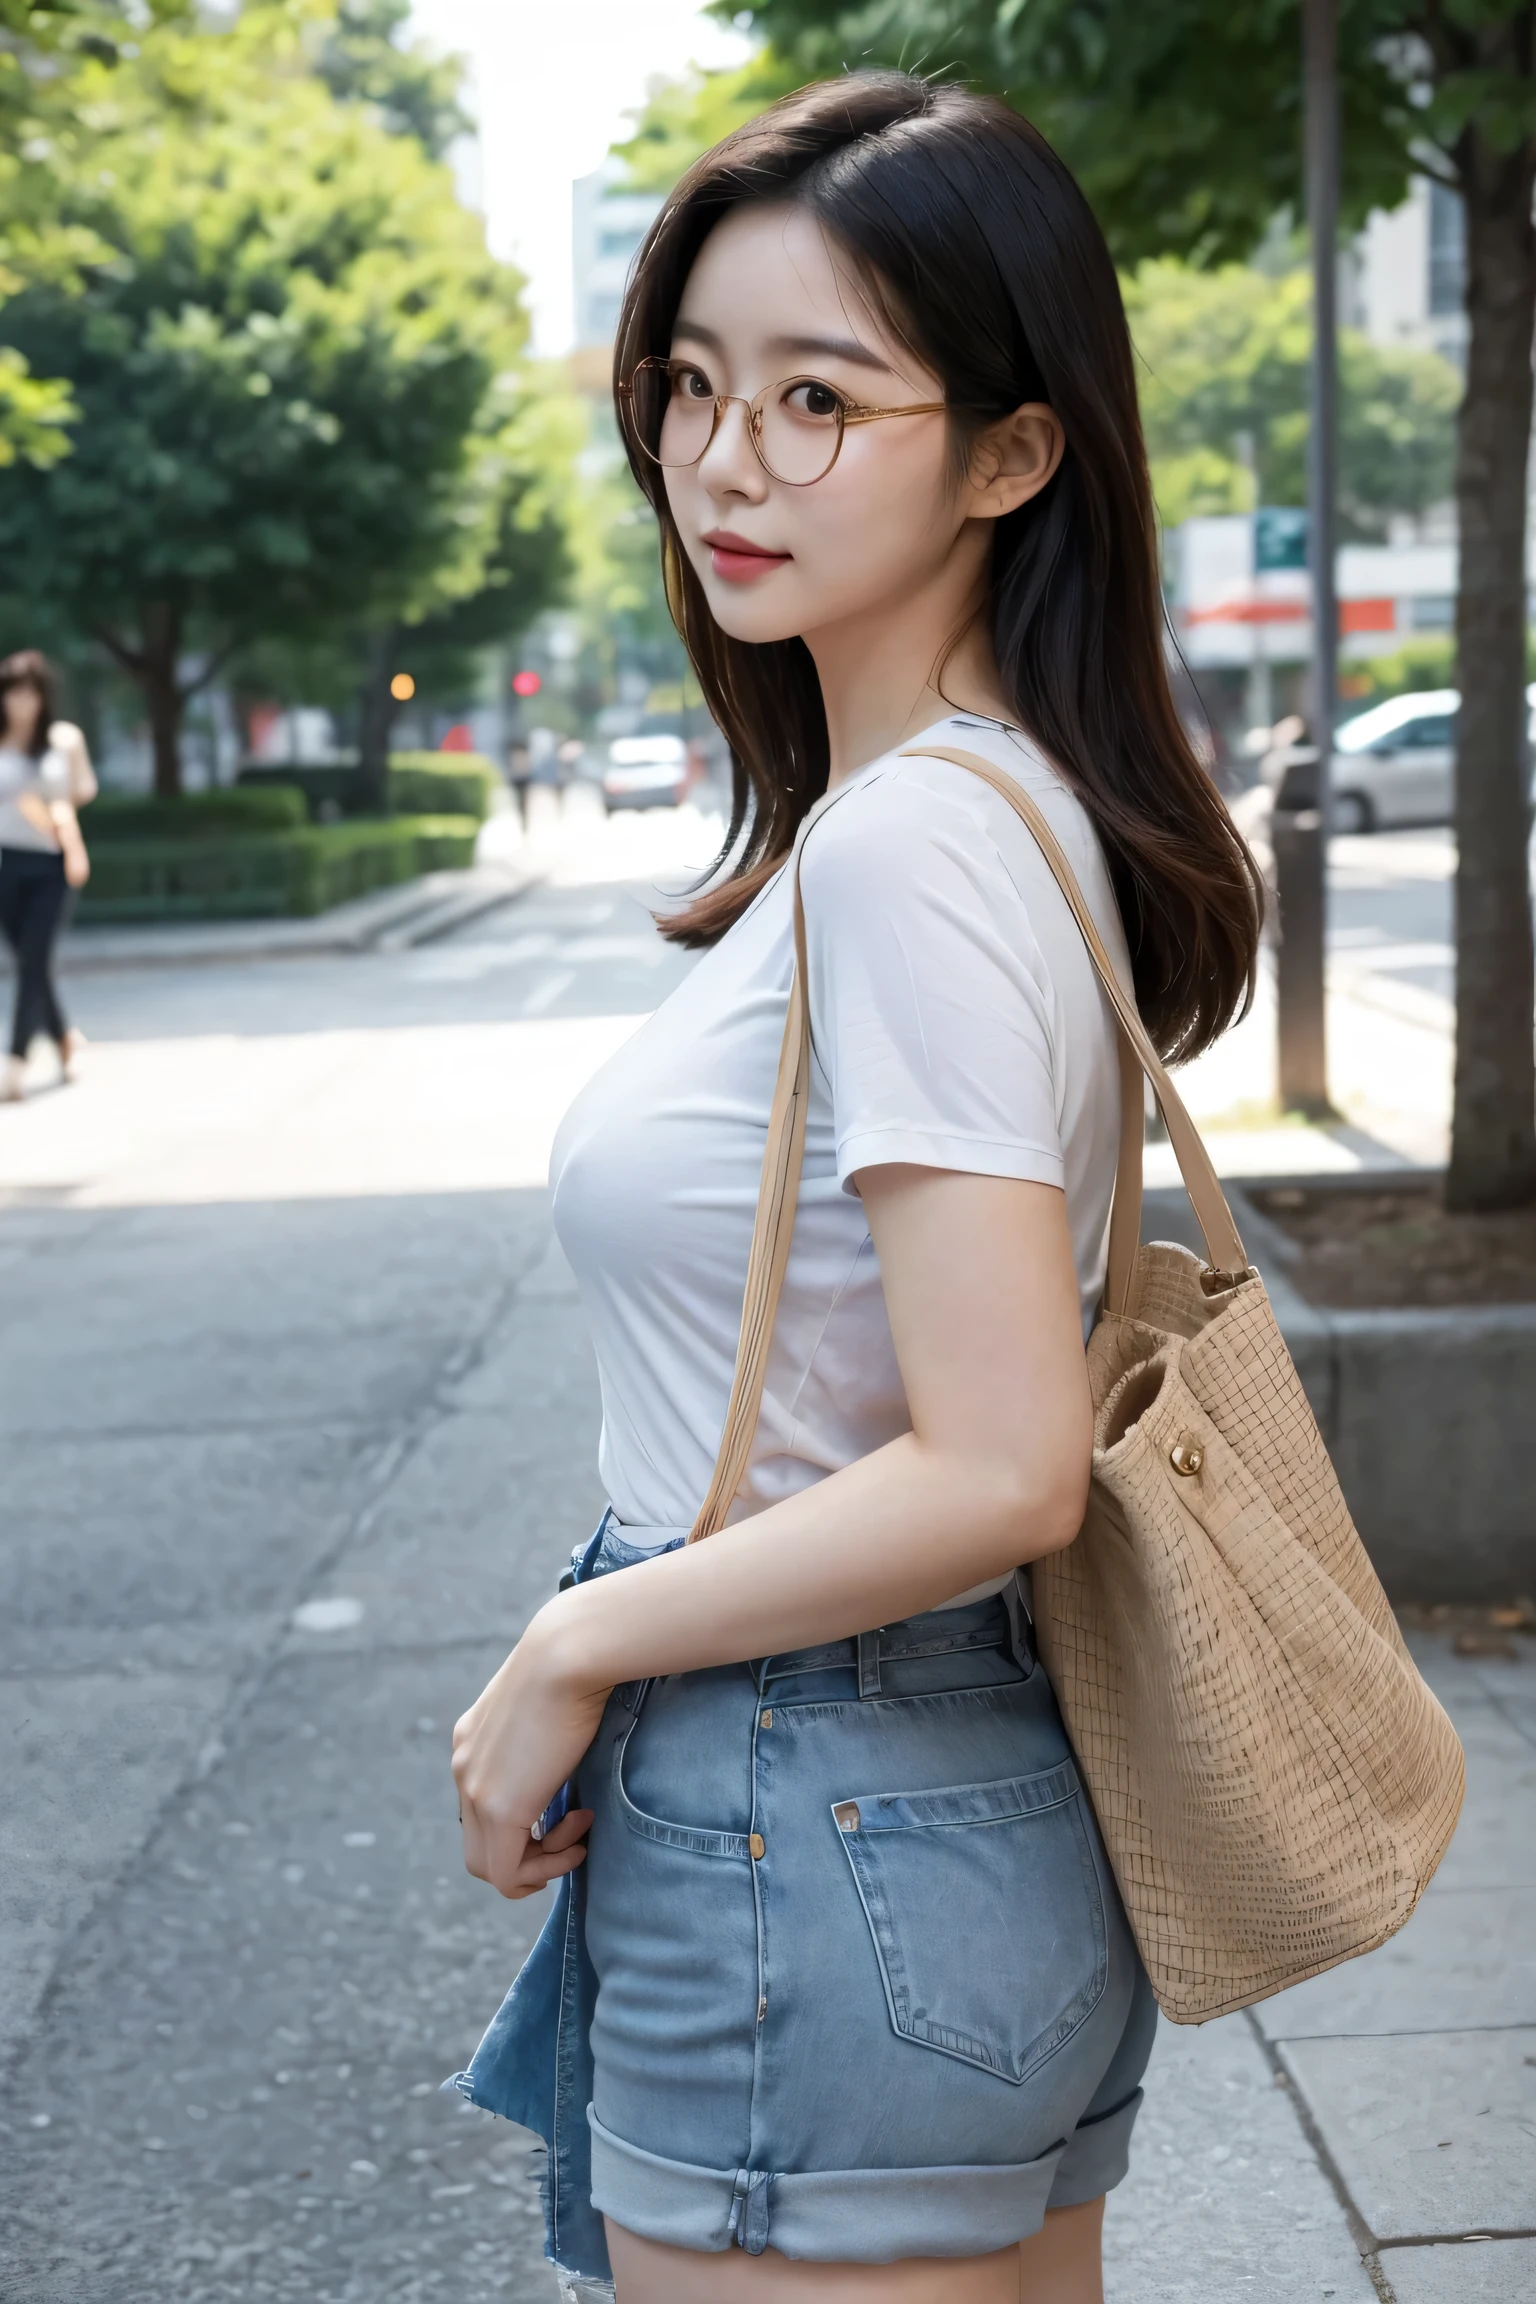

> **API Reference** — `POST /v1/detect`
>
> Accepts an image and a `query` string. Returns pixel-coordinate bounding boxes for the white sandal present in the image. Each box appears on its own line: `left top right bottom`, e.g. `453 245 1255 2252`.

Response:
1 1056 26 1102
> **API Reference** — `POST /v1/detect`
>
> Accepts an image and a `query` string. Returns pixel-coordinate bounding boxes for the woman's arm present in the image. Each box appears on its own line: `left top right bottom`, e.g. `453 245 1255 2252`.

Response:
52 722 98 808
453 1166 1093 1898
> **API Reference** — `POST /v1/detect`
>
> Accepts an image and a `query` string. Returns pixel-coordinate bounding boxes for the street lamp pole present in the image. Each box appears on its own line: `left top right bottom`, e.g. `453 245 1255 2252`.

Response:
1275 0 1338 1115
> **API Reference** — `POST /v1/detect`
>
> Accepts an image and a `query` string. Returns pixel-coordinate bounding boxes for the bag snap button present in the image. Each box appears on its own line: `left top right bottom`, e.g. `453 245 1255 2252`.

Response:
749 1832 766 1859
1170 1435 1205 1477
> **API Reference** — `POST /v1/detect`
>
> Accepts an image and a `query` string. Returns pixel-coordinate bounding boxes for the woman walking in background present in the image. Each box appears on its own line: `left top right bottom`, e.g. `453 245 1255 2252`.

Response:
0 649 95 1101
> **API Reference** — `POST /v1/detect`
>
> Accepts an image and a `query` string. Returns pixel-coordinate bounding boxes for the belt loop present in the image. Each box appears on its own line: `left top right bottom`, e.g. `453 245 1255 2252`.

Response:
1001 1572 1036 1678
857 1629 882 1699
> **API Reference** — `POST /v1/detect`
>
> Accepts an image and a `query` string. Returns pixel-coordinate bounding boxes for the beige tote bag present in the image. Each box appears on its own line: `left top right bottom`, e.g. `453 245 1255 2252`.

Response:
687 741 1464 2024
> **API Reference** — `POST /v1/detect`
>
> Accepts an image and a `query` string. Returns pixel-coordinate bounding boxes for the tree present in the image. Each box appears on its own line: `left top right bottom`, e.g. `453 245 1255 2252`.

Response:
0 3 528 798
315 0 470 159
314 0 572 785
614 52 803 192
351 365 575 770
1125 259 1460 535
0 0 187 471
721 0 1536 1211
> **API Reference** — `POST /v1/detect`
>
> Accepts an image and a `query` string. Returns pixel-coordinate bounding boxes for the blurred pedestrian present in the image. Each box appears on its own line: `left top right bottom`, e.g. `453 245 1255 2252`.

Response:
0 649 96 1101
524 726 561 833
506 735 533 828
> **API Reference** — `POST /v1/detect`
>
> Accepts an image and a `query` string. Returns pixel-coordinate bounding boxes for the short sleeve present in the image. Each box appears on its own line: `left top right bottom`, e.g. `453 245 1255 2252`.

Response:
799 768 1064 1193
53 725 97 806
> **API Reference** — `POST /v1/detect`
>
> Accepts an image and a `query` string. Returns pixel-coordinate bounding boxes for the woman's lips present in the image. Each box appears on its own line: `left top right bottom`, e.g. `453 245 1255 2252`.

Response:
702 530 791 584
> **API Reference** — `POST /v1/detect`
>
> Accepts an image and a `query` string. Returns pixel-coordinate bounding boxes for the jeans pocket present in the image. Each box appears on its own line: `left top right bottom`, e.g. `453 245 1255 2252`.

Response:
833 1758 1109 2086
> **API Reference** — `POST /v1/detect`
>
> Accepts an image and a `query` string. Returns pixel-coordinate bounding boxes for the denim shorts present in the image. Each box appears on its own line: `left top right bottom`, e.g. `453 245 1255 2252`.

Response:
574 1532 1157 2266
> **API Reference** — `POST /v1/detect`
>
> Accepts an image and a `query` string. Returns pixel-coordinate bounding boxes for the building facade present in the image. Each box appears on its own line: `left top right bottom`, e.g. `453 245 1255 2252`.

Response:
572 163 663 350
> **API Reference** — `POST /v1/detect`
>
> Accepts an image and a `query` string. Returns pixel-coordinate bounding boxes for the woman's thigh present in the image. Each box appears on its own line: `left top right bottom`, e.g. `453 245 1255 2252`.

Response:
605 2196 1106 2304
605 2219 1023 2303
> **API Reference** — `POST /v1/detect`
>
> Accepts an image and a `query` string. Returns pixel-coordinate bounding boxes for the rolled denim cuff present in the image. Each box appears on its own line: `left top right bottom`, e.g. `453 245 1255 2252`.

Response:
588 2103 1105 2262
1044 2085 1144 2209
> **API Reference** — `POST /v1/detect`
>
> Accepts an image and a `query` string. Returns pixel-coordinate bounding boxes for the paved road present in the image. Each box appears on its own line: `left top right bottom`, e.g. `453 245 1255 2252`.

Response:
2 807 1531 2301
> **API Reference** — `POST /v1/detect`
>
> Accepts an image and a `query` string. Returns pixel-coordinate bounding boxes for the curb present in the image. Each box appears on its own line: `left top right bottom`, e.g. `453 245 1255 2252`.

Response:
1144 1178 1536 1604
32 861 543 972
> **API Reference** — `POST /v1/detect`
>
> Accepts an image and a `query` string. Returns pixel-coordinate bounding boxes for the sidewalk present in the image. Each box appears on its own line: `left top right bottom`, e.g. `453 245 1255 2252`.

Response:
33 856 544 972
0 819 1528 2300
1104 1627 1536 2300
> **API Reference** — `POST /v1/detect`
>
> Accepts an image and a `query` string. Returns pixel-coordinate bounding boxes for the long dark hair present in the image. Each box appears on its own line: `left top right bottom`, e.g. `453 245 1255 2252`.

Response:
0 648 56 761
614 73 1262 1062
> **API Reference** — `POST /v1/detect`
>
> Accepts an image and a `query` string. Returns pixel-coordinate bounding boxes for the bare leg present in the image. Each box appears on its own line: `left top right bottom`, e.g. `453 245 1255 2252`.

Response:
1018 2197 1105 2303
606 2197 1105 2304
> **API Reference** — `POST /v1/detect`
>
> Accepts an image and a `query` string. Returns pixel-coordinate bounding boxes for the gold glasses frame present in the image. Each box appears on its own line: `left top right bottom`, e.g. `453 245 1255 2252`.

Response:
618 355 948 488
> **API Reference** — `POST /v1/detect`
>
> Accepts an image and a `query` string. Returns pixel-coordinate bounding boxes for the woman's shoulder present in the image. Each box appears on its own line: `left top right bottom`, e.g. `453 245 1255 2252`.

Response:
46 720 84 753
801 717 1103 907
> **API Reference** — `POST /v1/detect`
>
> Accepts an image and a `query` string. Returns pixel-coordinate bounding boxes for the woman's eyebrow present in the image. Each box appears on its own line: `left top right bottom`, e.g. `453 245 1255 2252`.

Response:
669 318 894 373
766 332 894 371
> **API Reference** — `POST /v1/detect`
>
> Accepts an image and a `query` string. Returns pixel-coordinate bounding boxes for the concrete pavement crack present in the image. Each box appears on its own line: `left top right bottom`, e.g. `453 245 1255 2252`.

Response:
1242 2008 1399 2303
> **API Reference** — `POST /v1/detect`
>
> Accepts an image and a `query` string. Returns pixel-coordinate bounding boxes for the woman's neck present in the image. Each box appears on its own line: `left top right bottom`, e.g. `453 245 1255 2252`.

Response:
801 557 1015 788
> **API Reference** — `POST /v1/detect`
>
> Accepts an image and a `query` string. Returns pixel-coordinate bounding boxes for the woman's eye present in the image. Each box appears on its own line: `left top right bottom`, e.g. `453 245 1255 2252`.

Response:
677 369 714 400
786 380 842 421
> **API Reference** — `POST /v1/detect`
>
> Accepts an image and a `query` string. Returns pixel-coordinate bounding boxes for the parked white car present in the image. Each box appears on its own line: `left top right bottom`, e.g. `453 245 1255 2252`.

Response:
1323 684 1536 832
601 730 690 813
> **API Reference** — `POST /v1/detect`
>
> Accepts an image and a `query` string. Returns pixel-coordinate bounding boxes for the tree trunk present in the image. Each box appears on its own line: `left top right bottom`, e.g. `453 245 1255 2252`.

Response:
354 627 399 816
1446 131 1536 1212
140 601 185 801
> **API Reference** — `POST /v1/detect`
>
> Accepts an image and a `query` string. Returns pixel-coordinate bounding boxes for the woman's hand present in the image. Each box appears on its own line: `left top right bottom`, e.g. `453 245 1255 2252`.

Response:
452 1603 607 1901
52 803 89 889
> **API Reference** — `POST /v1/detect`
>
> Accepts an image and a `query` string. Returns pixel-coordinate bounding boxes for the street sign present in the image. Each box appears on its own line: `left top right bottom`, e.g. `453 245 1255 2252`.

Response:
1256 506 1308 572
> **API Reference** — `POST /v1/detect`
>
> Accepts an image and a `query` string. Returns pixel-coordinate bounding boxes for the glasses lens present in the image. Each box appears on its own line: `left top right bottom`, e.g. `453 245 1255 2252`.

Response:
635 362 716 468
757 378 844 484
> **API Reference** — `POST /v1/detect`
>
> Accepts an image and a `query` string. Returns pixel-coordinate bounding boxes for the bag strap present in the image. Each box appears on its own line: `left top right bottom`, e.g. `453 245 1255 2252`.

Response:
686 742 1250 1543
909 746 1250 1313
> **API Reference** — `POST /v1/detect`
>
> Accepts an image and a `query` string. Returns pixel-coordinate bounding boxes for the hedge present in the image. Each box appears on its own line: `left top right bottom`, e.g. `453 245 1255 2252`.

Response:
75 814 480 923
1338 631 1536 713
88 786 309 840
235 751 499 823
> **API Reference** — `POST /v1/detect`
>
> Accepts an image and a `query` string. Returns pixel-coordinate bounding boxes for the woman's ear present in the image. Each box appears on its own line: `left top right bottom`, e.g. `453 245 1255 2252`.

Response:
966 402 1065 522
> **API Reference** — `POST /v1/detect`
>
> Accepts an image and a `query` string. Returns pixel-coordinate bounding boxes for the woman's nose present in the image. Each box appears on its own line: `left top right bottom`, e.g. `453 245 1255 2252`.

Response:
698 396 767 497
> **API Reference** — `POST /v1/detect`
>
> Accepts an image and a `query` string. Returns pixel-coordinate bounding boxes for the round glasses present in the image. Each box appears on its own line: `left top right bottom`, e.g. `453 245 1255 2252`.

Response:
620 356 948 488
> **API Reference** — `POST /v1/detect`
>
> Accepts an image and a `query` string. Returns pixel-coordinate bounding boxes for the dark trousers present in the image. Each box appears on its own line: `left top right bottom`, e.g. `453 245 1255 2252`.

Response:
0 847 71 1058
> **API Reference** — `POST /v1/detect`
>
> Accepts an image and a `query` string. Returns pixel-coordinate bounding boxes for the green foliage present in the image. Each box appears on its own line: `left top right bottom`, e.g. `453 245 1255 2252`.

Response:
0 346 73 468
0 2 533 786
236 752 498 820
77 810 479 921
1126 263 1460 536
385 753 498 820
88 786 309 839
709 2 1420 264
391 366 577 698
0 1 193 469
719 4 1536 266
614 52 804 192
1338 632 1536 711
1338 637 1455 710
314 0 470 159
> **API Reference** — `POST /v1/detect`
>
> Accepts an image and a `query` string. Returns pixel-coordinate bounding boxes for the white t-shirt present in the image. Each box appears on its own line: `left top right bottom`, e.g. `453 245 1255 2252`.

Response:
550 714 1131 1583
0 736 89 852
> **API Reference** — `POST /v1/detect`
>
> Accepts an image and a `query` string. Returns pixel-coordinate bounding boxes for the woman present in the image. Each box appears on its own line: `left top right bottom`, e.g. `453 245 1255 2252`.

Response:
451 75 1262 2304
0 649 94 1101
